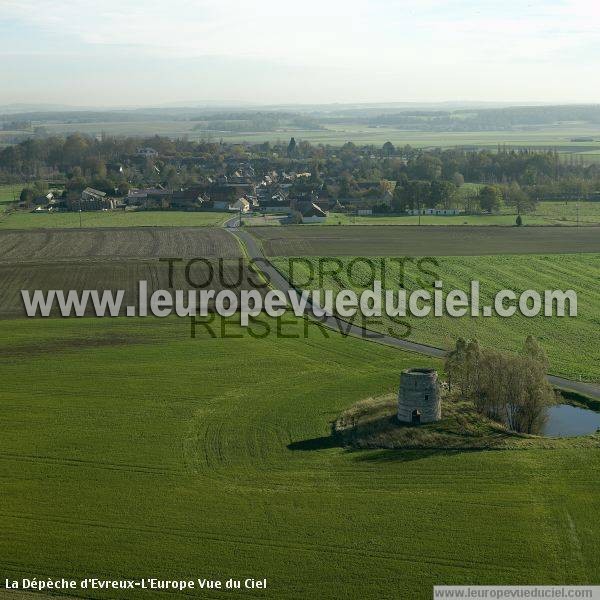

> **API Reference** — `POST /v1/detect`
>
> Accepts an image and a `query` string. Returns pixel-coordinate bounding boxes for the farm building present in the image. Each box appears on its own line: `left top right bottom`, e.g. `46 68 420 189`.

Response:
75 187 116 211
127 188 172 210
299 202 327 223
82 187 106 203
397 368 441 425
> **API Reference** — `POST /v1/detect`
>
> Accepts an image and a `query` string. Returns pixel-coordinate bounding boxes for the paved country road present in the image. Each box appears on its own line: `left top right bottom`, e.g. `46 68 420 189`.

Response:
227 223 600 401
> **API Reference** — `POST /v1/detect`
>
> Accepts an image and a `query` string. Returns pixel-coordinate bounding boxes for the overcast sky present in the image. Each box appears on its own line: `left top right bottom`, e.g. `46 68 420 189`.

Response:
1 0 599 107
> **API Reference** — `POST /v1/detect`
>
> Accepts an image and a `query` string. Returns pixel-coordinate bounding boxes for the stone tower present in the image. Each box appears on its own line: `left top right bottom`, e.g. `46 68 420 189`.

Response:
397 368 441 425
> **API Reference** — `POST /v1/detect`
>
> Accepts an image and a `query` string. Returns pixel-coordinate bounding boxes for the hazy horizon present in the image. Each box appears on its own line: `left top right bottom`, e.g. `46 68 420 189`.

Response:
0 100 584 113
2 0 600 107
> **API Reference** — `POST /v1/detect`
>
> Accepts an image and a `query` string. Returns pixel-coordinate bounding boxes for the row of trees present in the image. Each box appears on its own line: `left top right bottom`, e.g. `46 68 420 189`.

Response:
445 336 556 434
3 134 600 188
392 179 536 214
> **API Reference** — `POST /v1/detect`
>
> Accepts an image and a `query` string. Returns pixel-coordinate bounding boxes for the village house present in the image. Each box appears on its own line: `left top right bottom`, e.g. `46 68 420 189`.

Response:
227 162 255 183
29 192 64 212
259 192 292 214
230 197 251 213
298 202 327 223
257 182 291 213
136 147 159 158
171 187 207 210
208 181 251 211
213 196 251 213
340 187 394 213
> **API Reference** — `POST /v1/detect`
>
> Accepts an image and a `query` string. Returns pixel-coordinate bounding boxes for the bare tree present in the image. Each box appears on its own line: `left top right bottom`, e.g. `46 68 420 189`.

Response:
446 336 555 434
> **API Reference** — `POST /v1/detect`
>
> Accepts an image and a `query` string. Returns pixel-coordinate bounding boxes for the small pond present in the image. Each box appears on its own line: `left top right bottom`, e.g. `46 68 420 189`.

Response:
541 404 600 438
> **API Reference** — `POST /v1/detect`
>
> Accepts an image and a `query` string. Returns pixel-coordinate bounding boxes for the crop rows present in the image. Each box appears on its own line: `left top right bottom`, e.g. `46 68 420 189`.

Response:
250 225 600 256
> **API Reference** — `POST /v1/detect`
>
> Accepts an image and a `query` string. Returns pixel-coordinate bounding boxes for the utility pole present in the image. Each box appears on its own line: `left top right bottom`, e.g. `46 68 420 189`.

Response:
79 195 82 228
576 202 579 228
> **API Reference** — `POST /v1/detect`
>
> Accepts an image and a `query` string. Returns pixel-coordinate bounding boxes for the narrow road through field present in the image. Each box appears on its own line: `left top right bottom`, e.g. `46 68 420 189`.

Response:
226 220 600 400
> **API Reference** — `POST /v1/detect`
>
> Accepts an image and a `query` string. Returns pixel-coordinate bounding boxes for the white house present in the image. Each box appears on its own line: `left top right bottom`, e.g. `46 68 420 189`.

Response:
229 197 251 213
214 197 250 212
136 147 159 158
406 208 462 216
436 208 461 215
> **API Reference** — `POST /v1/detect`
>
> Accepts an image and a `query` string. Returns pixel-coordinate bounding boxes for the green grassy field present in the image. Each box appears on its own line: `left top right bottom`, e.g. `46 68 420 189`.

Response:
534 201 600 225
247 201 600 227
244 213 539 227
3 207 599 230
2 314 600 599
273 254 600 382
0 210 231 229
322 213 550 226
0 183 21 211
5 121 600 163
323 201 600 226
12 120 600 150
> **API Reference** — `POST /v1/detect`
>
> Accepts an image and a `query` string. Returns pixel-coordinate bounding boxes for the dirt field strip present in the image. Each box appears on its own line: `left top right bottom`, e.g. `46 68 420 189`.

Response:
0 227 242 263
248 225 600 256
0 227 249 318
